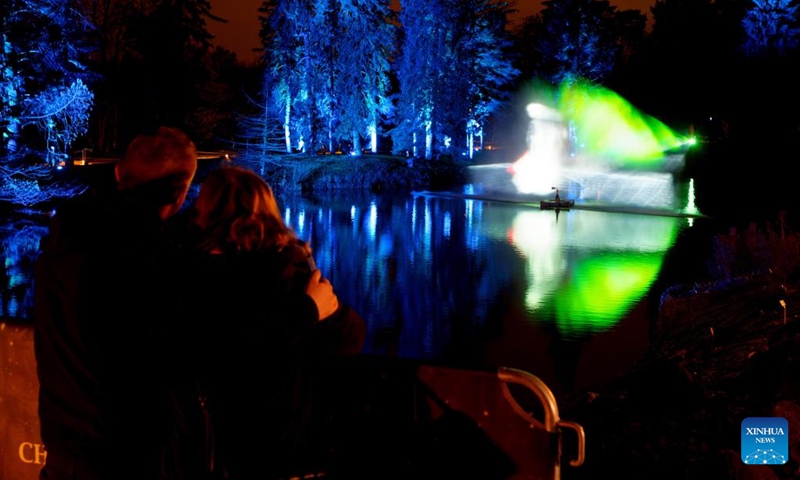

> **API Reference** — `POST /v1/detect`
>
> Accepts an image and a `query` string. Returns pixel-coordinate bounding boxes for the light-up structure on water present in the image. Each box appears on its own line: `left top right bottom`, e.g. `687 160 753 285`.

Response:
509 79 695 210
510 103 568 195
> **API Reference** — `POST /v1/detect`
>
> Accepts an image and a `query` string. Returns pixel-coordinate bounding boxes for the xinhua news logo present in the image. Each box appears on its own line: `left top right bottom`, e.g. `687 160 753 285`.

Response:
741 417 788 465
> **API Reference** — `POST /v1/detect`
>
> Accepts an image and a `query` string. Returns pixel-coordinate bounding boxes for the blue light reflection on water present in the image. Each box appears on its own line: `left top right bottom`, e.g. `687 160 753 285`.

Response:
1 193 690 393
1 217 49 319
278 192 687 368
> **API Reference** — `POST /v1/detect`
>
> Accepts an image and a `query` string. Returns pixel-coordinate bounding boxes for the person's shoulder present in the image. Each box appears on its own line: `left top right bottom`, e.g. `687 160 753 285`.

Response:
54 189 101 214
203 247 282 270
46 191 109 236
280 241 311 260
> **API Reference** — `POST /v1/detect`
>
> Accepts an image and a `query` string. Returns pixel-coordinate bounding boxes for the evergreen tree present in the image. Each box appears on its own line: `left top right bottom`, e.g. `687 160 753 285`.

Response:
260 0 304 153
535 0 618 86
79 0 223 150
332 0 395 156
1 0 94 205
310 0 337 154
393 0 517 160
260 0 328 153
737 0 800 141
743 0 800 57
392 0 443 159
260 0 395 156
457 0 519 158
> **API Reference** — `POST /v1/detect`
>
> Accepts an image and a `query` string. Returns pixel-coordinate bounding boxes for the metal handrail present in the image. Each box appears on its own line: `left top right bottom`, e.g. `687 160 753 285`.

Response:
498 366 559 431
497 366 586 467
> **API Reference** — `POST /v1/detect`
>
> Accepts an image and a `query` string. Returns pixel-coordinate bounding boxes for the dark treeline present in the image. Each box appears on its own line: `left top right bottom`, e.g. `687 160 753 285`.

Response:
1 0 799 205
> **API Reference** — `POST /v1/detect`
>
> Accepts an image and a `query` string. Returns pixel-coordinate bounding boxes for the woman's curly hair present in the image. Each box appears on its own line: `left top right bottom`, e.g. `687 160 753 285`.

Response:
192 165 305 254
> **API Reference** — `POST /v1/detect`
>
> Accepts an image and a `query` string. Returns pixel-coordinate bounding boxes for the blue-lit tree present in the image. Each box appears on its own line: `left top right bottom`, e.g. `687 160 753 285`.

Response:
0 0 94 205
457 0 519 158
260 0 302 153
393 0 517 160
304 0 330 154
743 0 800 57
260 0 395 156
392 0 441 159
332 0 396 156
260 0 328 153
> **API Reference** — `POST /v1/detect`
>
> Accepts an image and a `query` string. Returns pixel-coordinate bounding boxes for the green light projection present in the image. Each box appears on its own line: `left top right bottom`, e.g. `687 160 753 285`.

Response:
557 79 691 167
512 78 693 196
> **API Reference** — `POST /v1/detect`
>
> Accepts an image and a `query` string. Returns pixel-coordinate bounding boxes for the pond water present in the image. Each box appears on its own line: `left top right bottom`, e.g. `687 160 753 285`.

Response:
1 167 713 398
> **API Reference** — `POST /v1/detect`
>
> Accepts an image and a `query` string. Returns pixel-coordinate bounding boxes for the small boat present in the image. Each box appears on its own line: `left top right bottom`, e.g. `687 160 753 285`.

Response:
540 198 574 210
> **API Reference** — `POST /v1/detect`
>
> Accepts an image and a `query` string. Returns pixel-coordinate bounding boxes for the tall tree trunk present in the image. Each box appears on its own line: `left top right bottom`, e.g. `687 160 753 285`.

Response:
352 132 362 157
467 126 474 160
369 116 377 153
425 122 433 160
284 97 292 154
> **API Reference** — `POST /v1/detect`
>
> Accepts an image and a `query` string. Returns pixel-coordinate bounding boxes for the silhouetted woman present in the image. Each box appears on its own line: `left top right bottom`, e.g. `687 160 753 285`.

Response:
183 165 365 479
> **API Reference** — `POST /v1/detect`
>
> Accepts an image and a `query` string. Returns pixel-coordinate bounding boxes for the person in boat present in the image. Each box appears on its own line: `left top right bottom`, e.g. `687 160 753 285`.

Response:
182 165 365 479
555 189 561 202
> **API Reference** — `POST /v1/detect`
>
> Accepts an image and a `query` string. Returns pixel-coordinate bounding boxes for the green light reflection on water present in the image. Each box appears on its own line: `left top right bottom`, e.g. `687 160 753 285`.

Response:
551 252 668 337
513 209 681 337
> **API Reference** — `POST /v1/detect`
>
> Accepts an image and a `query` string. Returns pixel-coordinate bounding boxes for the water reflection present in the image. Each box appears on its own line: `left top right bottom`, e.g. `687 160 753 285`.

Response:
1 217 48 318
0 191 687 389
279 192 686 365
509 210 679 336
286 193 513 364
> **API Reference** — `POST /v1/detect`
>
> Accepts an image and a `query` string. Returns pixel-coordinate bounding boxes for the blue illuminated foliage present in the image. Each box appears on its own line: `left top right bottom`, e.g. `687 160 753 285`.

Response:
1 0 94 205
0 217 48 318
742 0 800 57
260 0 328 153
1 0 94 158
259 0 396 156
458 0 519 157
392 0 442 159
332 0 396 155
259 0 515 160
392 0 518 159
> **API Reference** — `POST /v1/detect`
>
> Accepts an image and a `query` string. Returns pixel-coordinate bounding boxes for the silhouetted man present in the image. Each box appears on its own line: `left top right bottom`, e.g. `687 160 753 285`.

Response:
34 127 199 480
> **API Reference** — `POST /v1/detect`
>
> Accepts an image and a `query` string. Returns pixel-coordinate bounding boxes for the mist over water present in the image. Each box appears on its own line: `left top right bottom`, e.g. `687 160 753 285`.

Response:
507 80 694 212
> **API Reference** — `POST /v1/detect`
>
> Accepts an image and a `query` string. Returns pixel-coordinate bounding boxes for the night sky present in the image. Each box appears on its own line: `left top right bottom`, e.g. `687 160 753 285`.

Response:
207 0 656 63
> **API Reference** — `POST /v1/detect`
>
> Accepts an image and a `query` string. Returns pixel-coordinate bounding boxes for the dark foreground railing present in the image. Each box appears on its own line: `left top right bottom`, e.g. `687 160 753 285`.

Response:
0 320 584 480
